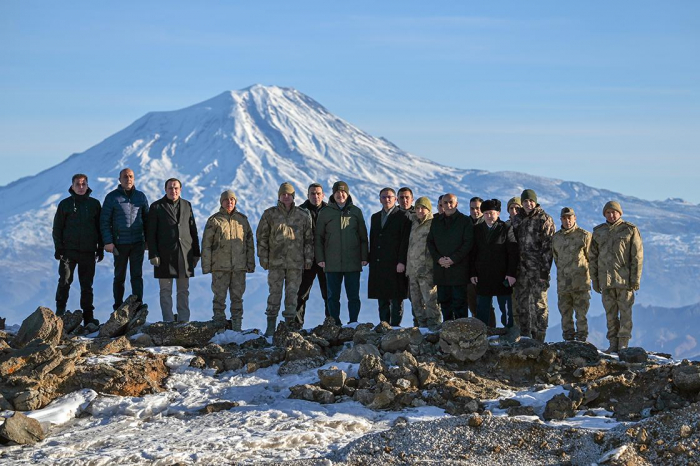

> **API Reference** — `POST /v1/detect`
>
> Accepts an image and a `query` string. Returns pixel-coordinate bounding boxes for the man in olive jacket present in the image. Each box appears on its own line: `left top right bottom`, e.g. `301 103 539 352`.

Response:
590 201 643 353
427 193 474 321
52 173 103 325
368 188 411 326
315 181 369 326
201 190 255 330
257 182 314 336
147 178 200 323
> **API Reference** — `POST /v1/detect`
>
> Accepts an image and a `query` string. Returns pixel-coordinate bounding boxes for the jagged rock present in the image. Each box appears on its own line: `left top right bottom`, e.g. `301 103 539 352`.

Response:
12 307 63 348
337 343 381 363
543 393 576 420
0 341 60 377
318 367 346 395
672 364 700 392
282 333 322 361
278 356 326 375
99 296 146 338
369 387 396 409
89 336 132 355
353 388 376 406
498 398 521 409
0 339 9 351
508 405 536 416
468 413 483 427
85 322 99 333
129 333 154 347
142 321 222 348
189 356 206 369
439 318 488 362
352 323 382 346
618 347 648 364
0 412 44 445
311 317 341 343
223 357 244 372
384 351 417 370
289 384 335 404
125 307 149 337
199 401 240 414
64 352 169 397
380 328 423 353
60 310 83 336
358 354 387 379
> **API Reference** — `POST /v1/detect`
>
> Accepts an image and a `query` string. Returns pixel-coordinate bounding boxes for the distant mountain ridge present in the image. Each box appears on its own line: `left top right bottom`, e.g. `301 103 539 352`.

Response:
1 85 699 337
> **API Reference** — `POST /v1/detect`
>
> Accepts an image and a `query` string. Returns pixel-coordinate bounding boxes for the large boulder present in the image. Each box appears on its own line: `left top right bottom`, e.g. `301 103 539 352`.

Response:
672 364 700 392
12 307 63 348
100 296 147 338
358 354 387 379
0 342 60 377
289 384 335 404
439 318 488 362
380 328 423 353
543 393 576 421
60 310 83 336
318 367 347 395
142 321 222 348
0 412 45 445
618 347 648 364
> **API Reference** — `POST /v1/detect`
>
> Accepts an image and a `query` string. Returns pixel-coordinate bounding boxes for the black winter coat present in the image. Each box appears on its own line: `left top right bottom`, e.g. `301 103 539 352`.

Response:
368 207 411 299
427 210 473 286
469 220 519 296
52 187 103 254
147 196 201 279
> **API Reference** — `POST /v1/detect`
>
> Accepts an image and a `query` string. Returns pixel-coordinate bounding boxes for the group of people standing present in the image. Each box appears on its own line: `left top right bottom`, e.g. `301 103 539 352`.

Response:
52 169 643 352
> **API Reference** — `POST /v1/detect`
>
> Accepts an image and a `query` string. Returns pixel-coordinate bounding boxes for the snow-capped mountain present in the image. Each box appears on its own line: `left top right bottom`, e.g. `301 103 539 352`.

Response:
1 85 699 338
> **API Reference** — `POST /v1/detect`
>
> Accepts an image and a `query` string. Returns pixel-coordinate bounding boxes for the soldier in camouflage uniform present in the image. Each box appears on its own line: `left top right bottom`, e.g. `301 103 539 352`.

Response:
590 201 643 353
511 189 555 342
257 182 314 336
552 207 592 342
406 197 441 329
201 190 255 331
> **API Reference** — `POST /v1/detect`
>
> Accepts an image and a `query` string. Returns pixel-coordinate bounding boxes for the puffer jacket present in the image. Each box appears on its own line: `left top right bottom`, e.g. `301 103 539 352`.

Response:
52 187 103 254
552 224 592 292
100 185 149 245
256 202 314 270
512 205 555 280
590 218 643 292
315 195 369 273
201 207 255 274
406 211 434 278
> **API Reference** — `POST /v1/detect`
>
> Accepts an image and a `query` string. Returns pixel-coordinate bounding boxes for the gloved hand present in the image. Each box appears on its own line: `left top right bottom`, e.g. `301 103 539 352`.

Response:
96 250 104 263
54 250 64 260
150 257 160 267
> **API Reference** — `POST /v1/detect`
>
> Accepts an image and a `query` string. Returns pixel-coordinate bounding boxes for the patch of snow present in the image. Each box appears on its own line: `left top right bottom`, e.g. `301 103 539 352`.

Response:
209 329 265 345
26 389 98 427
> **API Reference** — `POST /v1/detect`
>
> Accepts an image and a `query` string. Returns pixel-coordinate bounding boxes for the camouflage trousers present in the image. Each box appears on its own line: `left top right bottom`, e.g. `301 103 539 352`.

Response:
212 271 247 321
602 288 635 342
408 275 441 328
513 274 549 341
557 290 590 341
266 268 303 320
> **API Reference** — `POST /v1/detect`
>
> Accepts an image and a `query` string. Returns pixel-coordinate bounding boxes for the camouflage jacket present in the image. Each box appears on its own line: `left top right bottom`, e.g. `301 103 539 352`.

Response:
201 208 255 273
406 212 433 278
552 224 592 292
256 202 313 270
590 218 643 292
512 205 555 280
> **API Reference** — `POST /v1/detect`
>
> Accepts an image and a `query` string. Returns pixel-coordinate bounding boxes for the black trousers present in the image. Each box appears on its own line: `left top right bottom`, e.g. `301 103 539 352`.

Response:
378 299 404 327
295 262 328 325
113 242 145 309
437 285 468 321
56 251 96 321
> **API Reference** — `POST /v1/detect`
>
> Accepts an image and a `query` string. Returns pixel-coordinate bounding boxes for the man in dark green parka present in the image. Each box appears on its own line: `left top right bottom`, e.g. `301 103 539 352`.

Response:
52 174 103 325
315 181 369 325
427 193 473 321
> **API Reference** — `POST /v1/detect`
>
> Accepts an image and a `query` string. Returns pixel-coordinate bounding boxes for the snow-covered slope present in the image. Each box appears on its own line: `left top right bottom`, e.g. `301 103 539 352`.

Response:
1 85 699 336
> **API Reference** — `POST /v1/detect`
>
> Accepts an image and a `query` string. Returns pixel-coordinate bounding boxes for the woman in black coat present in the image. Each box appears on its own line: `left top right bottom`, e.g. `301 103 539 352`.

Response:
469 199 519 327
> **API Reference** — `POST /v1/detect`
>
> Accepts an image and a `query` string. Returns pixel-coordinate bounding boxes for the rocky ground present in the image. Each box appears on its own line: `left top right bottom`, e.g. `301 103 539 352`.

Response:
1 298 700 465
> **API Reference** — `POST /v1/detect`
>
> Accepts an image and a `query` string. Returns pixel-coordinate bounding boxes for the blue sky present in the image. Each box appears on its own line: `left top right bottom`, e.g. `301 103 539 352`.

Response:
1 1 698 202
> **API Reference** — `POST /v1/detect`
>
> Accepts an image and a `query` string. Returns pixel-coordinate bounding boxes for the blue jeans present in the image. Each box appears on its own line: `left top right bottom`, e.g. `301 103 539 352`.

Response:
326 271 361 325
477 294 513 328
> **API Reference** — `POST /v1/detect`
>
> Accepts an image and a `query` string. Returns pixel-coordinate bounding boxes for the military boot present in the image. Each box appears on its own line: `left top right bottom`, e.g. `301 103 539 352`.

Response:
265 317 277 337
618 338 630 351
231 316 242 332
605 338 619 354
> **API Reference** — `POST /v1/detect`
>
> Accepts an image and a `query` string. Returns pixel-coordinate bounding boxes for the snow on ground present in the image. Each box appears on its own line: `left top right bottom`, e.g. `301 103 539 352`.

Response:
2 350 446 465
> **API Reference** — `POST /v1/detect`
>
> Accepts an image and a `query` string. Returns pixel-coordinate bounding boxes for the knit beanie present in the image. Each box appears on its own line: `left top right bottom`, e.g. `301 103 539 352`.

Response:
603 201 623 216
278 182 295 197
332 181 350 195
415 196 432 211
481 199 501 213
521 189 537 204
220 190 237 203
507 197 522 209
